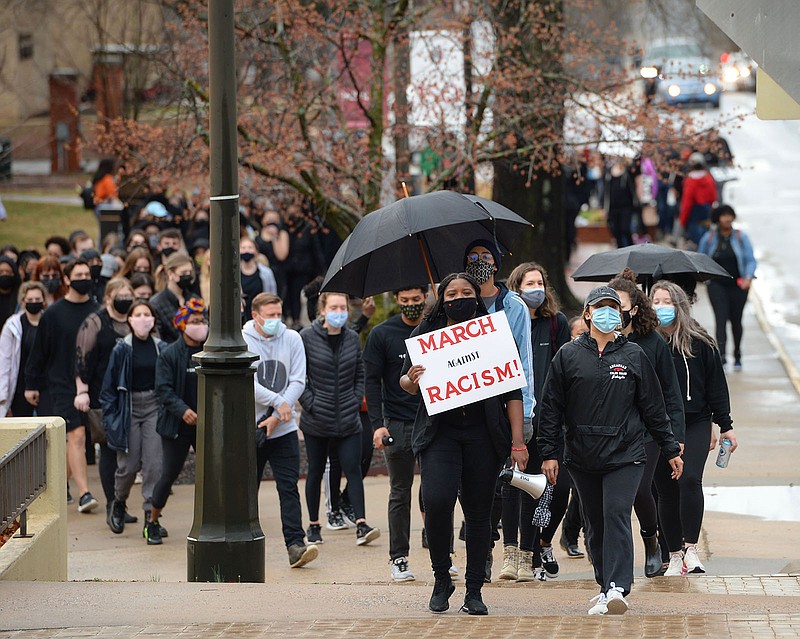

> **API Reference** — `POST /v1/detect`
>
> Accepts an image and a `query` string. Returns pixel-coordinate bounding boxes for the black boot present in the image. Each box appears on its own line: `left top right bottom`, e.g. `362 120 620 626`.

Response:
429 575 455 613
109 499 126 534
642 533 665 578
461 589 488 615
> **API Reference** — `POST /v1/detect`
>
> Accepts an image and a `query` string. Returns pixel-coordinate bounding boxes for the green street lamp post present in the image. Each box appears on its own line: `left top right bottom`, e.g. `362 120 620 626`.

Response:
187 0 265 582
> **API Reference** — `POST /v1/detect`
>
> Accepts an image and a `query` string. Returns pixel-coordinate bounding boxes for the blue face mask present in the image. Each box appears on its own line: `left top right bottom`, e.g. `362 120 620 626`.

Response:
259 317 283 336
520 288 546 309
655 305 676 327
325 310 349 329
590 306 621 334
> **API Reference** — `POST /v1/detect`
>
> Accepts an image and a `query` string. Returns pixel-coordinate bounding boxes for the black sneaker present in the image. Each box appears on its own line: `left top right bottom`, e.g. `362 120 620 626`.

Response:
288 543 318 568
461 589 488 615
66 485 73 505
78 492 99 513
326 511 348 530
109 499 126 534
124 511 138 524
144 519 163 545
306 524 323 544
429 575 455 613
356 521 380 546
540 544 559 578
339 499 357 528
143 512 169 538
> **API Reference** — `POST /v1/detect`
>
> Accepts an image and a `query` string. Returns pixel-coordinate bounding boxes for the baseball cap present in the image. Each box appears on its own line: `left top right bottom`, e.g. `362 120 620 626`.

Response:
584 285 621 308
144 201 169 218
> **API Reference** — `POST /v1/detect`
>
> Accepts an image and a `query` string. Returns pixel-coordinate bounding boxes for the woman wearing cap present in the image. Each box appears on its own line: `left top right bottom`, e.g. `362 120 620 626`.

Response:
401 272 528 616
698 204 757 370
537 285 683 615
149 299 209 545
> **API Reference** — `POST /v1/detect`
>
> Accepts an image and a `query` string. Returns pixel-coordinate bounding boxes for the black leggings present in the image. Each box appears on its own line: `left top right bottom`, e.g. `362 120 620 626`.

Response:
420 421 502 592
98 442 118 506
151 430 196 511
285 271 312 323
654 415 711 551
305 431 366 522
326 412 373 513
707 281 749 361
632 441 660 536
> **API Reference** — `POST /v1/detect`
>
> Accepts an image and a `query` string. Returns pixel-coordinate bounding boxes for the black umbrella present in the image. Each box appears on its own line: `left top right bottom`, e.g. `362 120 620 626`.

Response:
571 243 732 287
321 191 533 298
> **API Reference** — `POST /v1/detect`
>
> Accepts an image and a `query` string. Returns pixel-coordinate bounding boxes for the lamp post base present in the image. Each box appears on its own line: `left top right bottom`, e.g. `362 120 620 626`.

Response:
187 536 265 583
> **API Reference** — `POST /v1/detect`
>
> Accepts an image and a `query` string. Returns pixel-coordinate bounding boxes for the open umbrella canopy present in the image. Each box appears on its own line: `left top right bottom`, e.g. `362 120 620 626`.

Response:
321 191 532 298
571 243 732 284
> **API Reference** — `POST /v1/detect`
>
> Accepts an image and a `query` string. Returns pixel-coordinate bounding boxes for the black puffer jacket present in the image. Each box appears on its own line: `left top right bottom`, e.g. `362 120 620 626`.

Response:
299 320 364 438
538 332 681 473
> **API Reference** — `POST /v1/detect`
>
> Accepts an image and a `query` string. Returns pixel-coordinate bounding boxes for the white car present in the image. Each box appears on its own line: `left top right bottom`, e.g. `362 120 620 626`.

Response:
640 39 720 108
719 51 756 92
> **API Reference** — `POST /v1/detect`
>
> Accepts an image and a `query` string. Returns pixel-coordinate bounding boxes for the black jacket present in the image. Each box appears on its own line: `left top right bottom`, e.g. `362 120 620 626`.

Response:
538 333 681 473
669 337 732 432
299 320 364 438
155 337 191 440
629 330 686 443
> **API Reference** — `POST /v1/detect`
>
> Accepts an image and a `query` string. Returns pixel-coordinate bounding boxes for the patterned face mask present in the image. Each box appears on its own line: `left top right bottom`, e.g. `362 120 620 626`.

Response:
399 302 425 322
465 259 495 284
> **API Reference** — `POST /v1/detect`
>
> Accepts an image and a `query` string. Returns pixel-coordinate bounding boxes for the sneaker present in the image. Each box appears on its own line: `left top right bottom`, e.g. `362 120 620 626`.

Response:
77 492 99 513
684 546 706 574
588 592 608 615
124 511 138 524
326 511 348 530
460 589 488 615
339 499 357 528
605 582 628 615
429 575 455 613
391 556 415 582
134 471 143 485
288 543 318 568
449 555 460 579
143 511 168 538
516 549 536 582
540 544 559 579
306 524 323 544
664 551 685 576
356 522 380 546
499 545 519 580
534 567 548 582
66 485 73 505
734 359 742 372
144 519 163 545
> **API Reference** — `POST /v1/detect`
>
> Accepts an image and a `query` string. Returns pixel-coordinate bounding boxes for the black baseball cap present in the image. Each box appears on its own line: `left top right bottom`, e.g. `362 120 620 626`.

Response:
584 285 621 308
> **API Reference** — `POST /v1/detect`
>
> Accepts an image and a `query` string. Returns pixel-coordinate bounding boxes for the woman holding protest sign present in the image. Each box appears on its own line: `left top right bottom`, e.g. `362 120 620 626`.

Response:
537 286 683 616
401 272 528 616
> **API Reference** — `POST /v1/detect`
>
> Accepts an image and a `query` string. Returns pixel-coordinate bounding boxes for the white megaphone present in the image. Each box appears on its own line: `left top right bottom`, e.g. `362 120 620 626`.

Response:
498 467 548 500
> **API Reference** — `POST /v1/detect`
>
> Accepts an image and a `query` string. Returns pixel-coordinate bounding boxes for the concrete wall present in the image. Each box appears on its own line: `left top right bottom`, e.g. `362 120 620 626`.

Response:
0 417 67 582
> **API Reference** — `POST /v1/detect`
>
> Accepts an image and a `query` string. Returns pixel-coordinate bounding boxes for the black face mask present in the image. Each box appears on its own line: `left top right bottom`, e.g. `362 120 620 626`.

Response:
70 279 93 296
241 252 255 262
399 302 426 322
89 265 102 280
178 274 194 290
25 301 44 315
443 297 478 323
621 308 636 329
113 298 134 315
41 277 61 294
0 275 15 290
161 246 178 259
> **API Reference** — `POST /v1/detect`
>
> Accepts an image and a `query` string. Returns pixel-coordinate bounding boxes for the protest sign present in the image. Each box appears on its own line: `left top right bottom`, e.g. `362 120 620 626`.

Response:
405 311 527 416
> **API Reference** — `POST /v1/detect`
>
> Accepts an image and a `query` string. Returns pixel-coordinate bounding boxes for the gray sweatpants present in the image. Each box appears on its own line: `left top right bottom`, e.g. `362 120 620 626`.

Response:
115 390 162 512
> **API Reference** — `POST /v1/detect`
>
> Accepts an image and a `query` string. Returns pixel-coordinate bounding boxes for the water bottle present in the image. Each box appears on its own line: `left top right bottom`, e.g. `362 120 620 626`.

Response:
715 439 732 468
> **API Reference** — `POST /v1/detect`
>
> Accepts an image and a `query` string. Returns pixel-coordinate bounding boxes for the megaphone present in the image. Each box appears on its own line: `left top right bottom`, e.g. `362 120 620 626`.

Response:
498 467 548 500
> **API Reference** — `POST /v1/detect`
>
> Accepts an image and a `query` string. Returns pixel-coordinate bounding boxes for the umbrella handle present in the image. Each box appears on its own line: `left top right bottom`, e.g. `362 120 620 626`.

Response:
417 236 438 299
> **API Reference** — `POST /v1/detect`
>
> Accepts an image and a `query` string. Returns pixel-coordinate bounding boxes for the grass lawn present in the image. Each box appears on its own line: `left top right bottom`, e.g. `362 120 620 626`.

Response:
1 200 97 251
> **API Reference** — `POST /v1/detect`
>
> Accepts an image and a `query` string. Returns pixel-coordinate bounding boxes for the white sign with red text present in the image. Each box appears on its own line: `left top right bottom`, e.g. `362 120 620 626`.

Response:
405 311 527 416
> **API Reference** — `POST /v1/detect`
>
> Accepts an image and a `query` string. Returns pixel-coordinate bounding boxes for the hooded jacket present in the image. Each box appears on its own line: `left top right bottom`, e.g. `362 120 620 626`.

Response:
537 332 681 473
679 170 718 226
298 320 364 438
698 226 757 280
242 319 306 439
0 312 24 417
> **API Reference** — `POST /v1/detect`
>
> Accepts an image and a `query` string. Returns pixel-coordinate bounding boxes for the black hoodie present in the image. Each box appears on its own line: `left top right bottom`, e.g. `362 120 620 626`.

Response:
538 332 681 473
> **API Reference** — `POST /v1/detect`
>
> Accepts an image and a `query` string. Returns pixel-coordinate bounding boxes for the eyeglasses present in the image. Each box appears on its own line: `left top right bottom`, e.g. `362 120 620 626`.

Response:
466 252 494 264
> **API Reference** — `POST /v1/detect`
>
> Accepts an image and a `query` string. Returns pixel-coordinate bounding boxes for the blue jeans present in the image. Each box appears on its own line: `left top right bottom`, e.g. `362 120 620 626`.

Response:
255 430 305 548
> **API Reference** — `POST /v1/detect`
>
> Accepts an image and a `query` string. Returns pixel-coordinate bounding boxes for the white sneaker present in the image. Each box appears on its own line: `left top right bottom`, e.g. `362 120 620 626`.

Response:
391 556 415 582
664 551 685 576
449 556 460 579
534 566 548 582
588 592 608 615
684 546 706 574
605 582 628 615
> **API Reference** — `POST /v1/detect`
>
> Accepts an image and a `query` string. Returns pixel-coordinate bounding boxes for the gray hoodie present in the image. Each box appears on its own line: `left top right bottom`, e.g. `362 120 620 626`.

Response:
242 319 306 440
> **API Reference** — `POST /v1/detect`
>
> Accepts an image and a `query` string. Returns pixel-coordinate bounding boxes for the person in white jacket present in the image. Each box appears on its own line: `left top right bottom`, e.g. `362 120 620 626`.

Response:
242 291 316 568
0 282 47 418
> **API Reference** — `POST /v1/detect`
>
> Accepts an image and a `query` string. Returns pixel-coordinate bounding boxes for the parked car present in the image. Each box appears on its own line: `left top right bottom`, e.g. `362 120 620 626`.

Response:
640 39 720 108
719 51 757 92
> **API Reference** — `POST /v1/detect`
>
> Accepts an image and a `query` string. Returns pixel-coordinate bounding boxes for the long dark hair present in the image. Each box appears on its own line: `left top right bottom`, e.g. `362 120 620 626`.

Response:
422 272 488 330
608 268 659 336
92 158 117 185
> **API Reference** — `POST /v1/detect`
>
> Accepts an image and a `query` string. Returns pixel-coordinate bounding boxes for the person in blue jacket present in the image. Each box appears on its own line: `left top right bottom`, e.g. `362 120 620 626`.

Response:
698 205 757 370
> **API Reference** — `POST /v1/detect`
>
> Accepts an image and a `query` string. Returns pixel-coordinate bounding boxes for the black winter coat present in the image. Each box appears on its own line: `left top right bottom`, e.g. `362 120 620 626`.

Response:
299 320 364 438
538 333 681 473
155 337 191 440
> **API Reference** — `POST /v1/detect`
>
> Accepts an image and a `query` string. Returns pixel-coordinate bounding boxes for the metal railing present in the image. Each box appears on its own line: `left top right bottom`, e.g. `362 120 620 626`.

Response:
0 424 47 538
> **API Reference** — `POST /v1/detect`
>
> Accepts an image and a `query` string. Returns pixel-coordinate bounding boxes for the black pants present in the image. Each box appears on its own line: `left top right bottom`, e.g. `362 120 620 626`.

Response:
561 488 583 545
305 431 366 522
98 442 118 506
420 421 502 592
654 415 711 551
151 429 196 511
285 271 312 323
383 419 416 560
608 207 634 248
255 430 306 548
569 463 644 596
326 412 373 514
707 281 749 362
632 441 660 536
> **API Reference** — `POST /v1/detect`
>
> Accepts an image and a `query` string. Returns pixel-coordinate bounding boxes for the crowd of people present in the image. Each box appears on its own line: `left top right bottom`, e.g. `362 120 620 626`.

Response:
0 165 750 616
